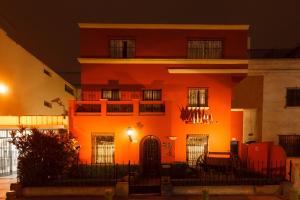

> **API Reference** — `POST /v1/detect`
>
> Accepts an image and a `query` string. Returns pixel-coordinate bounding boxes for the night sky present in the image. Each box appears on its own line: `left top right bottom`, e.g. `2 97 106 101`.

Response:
0 0 300 86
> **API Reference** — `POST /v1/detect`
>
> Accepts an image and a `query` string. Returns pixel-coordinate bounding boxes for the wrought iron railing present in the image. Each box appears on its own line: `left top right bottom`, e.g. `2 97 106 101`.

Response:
279 135 300 157
139 102 165 113
107 103 133 113
170 160 287 186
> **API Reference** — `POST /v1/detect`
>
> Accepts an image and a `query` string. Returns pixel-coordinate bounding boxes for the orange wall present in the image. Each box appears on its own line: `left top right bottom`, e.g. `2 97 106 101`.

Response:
69 64 243 164
80 29 248 59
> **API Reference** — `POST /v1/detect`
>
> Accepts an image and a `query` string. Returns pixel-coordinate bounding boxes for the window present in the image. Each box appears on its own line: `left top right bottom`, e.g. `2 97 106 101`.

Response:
102 89 120 101
186 135 208 166
286 88 300 107
279 135 300 157
110 39 135 58
187 40 223 59
92 134 114 164
143 90 162 101
65 84 74 96
44 101 52 108
188 88 208 107
43 69 51 77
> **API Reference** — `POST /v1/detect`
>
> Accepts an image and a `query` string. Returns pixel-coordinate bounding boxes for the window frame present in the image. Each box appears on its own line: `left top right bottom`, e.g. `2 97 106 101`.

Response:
186 38 224 59
142 89 162 101
102 89 120 101
186 134 209 166
285 87 300 107
91 133 115 164
187 87 208 107
109 38 136 58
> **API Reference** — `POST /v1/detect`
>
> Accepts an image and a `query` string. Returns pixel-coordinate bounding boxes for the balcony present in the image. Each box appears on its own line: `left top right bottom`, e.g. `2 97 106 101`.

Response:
71 100 165 116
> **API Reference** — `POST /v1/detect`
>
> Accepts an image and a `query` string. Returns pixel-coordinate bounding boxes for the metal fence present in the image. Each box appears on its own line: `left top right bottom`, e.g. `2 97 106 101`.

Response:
29 163 129 186
0 129 18 177
170 160 288 186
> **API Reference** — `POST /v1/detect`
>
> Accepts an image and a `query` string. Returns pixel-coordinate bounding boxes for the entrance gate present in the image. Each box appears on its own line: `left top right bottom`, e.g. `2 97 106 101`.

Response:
0 129 18 177
128 135 161 194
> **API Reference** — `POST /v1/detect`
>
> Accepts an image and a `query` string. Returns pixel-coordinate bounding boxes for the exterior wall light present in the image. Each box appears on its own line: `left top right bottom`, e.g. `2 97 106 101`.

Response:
168 136 178 141
0 83 8 95
127 127 133 142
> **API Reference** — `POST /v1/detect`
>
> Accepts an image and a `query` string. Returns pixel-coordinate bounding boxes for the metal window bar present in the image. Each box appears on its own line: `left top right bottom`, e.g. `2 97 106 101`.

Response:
187 40 223 59
110 40 135 58
95 136 114 164
186 135 208 166
188 88 208 107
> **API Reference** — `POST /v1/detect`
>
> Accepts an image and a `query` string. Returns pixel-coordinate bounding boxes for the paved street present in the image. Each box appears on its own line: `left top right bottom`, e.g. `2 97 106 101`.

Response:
0 175 290 200
17 195 286 200
0 174 17 200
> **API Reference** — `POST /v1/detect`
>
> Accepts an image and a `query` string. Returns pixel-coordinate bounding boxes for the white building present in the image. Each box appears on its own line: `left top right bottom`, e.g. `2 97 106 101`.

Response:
0 27 76 176
233 59 300 157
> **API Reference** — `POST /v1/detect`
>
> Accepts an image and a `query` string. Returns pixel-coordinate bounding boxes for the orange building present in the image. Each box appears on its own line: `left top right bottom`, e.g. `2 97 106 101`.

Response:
69 23 248 174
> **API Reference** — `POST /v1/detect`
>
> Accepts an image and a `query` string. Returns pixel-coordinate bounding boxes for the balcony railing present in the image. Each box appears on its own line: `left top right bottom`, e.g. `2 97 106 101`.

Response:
139 101 165 114
75 101 101 114
72 100 165 116
107 101 133 114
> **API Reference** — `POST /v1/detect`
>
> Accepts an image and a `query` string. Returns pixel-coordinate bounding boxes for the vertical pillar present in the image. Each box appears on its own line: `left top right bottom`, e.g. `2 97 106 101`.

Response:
100 99 107 116
132 99 139 116
293 163 300 194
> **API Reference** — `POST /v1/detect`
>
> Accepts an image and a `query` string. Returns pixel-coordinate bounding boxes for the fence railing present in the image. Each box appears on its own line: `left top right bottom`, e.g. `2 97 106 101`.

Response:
73 100 165 116
170 160 287 186
139 101 165 113
279 135 300 157
26 163 129 186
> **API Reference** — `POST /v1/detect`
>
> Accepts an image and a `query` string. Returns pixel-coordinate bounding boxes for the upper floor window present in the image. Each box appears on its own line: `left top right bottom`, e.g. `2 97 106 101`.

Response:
102 89 120 101
188 88 208 107
110 39 135 58
65 84 74 96
143 90 162 101
187 40 223 59
286 88 300 107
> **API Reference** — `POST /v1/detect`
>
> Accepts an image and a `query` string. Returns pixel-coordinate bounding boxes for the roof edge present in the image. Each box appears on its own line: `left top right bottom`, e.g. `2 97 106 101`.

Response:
78 23 250 30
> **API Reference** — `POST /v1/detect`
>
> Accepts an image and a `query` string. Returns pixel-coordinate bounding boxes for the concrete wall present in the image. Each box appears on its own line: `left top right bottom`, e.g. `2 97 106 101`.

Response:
0 28 75 116
234 59 300 144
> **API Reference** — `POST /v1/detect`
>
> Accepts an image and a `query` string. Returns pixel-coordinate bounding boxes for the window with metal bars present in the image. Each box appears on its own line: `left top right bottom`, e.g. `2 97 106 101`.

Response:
110 39 135 58
278 135 300 157
187 40 223 59
186 135 208 166
188 88 208 107
92 134 114 164
102 89 120 101
143 90 162 101
286 88 300 107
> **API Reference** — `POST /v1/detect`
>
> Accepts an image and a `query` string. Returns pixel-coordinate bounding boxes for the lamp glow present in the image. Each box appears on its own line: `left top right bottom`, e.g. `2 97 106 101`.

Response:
127 127 133 142
0 84 8 94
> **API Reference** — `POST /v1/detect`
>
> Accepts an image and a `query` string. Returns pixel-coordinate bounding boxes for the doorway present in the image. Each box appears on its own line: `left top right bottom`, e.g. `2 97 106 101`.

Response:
140 135 161 176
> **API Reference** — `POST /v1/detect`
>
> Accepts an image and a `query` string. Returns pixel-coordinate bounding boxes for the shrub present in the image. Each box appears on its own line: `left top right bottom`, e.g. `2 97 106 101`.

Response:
10 128 78 186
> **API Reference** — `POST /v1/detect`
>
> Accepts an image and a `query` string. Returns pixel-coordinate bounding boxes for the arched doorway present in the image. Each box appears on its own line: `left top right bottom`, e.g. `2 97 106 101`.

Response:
140 135 161 176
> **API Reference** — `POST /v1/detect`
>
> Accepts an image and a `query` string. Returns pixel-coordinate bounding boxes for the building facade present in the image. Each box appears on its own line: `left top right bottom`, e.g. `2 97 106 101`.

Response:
233 59 300 157
69 23 249 173
0 27 76 176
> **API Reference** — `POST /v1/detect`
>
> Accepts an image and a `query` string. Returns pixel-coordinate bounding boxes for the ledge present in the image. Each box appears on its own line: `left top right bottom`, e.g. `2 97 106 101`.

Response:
168 68 248 74
78 23 250 30
78 58 249 65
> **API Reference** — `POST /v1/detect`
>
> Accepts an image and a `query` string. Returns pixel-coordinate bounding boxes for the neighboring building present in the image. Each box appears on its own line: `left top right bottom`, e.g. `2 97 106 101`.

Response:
69 23 249 172
233 59 300 157
0 27 76 176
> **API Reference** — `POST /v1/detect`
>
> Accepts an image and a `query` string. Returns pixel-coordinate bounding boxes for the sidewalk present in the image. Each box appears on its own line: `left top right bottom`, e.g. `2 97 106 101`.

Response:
18 195 286 200
0 174 17 200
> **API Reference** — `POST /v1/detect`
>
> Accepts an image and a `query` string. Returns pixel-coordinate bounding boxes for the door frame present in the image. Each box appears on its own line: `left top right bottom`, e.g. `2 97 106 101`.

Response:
139 135 161 175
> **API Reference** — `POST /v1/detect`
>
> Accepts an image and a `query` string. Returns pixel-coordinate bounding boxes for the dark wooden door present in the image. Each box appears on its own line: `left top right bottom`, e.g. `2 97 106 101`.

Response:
141 136 161 176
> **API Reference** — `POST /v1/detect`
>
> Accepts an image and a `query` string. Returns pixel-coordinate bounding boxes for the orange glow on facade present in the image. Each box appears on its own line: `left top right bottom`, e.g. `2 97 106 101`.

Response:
69 24 248 165
0 83 8 95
